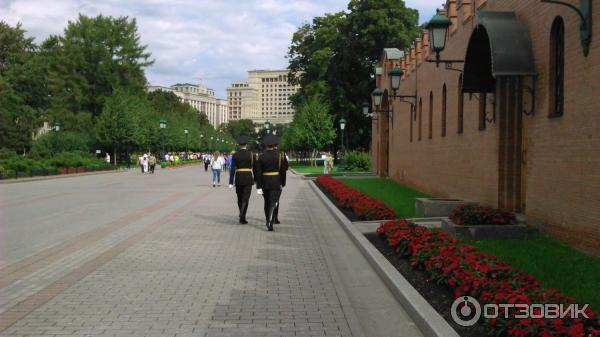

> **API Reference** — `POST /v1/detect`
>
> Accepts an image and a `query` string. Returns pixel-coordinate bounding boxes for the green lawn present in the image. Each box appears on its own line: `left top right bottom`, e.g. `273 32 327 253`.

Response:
465 230 600 310
290 163 339 174
338 178 430 218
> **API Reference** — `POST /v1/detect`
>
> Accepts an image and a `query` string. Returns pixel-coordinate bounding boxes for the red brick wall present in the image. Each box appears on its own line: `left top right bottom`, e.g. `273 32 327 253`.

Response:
372 0 600 255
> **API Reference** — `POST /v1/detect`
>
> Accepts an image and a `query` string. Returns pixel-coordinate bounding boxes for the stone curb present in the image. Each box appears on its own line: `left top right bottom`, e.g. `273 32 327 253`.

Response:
0 169 127 185
309 180 461 337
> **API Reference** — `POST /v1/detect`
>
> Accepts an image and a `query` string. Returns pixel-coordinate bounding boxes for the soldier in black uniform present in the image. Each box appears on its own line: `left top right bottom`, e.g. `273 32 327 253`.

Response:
255 134 288 231
228 135 255 224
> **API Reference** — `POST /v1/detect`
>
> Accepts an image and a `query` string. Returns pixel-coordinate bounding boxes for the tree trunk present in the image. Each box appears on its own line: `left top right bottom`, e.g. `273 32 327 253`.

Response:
113 146 117 166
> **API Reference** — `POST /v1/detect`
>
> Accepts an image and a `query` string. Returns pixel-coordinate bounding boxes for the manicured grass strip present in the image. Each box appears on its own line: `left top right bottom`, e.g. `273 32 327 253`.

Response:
338 178 430 218
290 163 338 174
465 230 600 310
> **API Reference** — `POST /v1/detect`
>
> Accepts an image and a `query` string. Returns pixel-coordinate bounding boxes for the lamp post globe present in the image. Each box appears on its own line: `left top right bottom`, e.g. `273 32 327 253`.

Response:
389 67 404 91
362 102 371 117
426 13 452 59
372 88 383 108
53 122 61 132
339 118 346 131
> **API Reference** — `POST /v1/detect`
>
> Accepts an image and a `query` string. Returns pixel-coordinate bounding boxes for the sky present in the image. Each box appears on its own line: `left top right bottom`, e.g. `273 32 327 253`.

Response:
1 0 441 98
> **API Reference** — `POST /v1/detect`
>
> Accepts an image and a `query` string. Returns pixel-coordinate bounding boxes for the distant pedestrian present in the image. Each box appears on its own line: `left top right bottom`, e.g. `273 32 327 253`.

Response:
321 152 328 174
139 155 144 173
204 154 210 172
327 152 334 174
227 152 234 172
149 154 156 174
142 154 149 173
210 151 225 187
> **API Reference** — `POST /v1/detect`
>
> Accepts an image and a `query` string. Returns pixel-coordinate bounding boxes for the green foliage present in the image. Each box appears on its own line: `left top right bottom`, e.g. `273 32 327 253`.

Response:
0 22 44 153
0 151 109 179
342 151 371 171
221 119 257 141
282 97 335 153
30 131 90 158
287 0 419 150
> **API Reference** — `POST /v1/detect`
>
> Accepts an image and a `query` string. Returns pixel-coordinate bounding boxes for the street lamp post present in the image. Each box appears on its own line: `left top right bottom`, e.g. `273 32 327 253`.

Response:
339 118 346 152
159 119 167 159
184 128 189 159
52 122 60 156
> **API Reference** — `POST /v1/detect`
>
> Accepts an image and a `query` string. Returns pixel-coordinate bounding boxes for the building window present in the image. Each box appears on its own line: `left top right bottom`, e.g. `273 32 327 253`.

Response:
457 74 464 134
428 91 433 139
418 98 422 141
441 84 447 137
549 16 564 117
478 93 487 130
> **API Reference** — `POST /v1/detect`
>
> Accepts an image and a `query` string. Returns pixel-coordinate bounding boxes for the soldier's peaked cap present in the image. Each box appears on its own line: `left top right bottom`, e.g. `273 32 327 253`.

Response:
262 134 279 146
236 135 250 144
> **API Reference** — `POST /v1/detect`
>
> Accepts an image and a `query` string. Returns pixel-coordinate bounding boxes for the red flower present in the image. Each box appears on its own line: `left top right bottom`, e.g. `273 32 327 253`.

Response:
374 218 599 337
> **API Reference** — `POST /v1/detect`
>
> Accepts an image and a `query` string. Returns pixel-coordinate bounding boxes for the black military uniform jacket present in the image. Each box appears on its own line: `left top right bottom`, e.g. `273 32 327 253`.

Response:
255 149 288 190
228 150 255 186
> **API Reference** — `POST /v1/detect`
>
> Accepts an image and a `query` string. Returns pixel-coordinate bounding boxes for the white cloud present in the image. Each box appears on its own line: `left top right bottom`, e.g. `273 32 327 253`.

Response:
1 0 438 97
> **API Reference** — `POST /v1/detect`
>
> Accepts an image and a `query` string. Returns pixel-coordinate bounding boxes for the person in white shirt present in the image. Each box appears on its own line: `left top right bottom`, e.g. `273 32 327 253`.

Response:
142 154 149 173
210 151 225 187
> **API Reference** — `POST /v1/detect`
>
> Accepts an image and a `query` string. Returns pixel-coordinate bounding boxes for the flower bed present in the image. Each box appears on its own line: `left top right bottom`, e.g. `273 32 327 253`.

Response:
376 219 599 337
315 174 394 221
449 204 516 226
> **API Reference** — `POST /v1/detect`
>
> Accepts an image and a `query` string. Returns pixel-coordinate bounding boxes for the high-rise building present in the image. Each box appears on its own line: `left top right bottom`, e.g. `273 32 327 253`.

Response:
147 83 228 128
226 81 258 121
227 70 300 126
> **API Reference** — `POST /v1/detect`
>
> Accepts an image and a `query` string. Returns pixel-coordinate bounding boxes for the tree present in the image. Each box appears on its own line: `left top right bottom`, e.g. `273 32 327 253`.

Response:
0 22 45 153
287 0 419 150
94 89 137 165
285 98 335 165
221 119 257 147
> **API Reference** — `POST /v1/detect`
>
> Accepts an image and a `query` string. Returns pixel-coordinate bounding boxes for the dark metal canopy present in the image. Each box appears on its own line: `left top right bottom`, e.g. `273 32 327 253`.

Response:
462 11 536 93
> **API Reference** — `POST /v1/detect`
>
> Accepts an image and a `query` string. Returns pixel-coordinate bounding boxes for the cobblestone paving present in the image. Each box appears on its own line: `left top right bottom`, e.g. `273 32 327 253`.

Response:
0 168 356 337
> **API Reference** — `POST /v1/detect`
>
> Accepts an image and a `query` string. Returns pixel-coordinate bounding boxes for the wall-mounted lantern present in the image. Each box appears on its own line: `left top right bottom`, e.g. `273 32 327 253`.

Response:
425 12 464 68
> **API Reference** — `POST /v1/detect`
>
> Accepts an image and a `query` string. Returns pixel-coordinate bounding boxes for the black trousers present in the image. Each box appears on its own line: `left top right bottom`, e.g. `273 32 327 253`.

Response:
235 185 252 218
262 188 282 222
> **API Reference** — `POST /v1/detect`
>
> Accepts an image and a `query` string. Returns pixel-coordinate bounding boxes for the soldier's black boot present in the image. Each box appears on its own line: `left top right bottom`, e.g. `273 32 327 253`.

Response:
266 205 276 231
273 205 280 224
239 201 248 224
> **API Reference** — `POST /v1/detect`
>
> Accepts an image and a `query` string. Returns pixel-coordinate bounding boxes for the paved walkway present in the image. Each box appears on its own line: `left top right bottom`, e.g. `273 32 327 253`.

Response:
0 166 423 337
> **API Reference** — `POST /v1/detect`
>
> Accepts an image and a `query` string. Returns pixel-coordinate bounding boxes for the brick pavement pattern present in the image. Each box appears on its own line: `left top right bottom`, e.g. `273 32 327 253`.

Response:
0 167 358 337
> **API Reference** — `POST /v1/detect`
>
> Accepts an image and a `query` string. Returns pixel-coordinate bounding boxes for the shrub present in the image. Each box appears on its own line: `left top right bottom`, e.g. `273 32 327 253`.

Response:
376 219 599 337
449 204 516 226
30 131 90 158
342 151 371 172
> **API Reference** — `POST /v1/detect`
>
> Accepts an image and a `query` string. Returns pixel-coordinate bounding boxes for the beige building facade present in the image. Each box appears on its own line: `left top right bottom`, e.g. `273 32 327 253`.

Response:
147 83 228 128
227 70 299 126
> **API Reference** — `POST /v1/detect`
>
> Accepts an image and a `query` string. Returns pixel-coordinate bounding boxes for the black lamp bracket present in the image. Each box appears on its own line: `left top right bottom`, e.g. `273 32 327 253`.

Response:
541 0 592 56
426 53 465 68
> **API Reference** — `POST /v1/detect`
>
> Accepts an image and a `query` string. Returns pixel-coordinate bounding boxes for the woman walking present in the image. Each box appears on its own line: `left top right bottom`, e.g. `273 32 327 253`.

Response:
210 151 225 187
